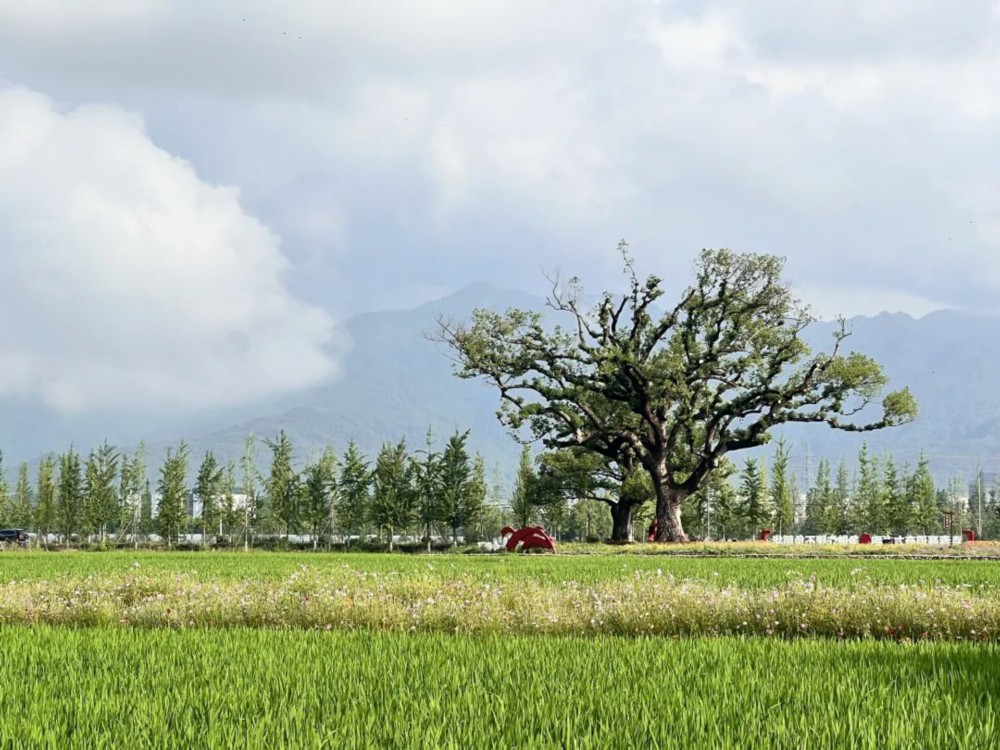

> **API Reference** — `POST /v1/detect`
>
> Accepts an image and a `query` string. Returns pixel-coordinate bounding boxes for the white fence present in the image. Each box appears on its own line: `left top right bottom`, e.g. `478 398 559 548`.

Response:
768 534 963 546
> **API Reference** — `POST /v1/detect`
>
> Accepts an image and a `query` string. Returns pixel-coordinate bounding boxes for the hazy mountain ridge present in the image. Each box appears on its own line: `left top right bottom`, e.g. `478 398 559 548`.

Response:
6 285 1000 484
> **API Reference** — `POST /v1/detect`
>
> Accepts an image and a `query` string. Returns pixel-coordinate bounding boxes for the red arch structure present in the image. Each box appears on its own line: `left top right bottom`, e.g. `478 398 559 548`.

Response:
500 526 556 553
759 528 772 541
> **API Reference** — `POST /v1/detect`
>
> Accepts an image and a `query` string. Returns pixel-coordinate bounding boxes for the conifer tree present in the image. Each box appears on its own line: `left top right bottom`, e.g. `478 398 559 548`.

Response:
35 456 57 545
84 442 120 541
883 454 909 535
370 440 413 551
10 462 33 529
57 449 84 544
0 451 8 526
265 431 299 541
833 458 851 534
302 448 338 549
156 443 189 547
439 431 475 545
338 441 371 547
910 452 939 534
411 428 441 551
119 445 147 546
739 458 769 537
770 439 794 535
195 451 224 544
508 445 536 528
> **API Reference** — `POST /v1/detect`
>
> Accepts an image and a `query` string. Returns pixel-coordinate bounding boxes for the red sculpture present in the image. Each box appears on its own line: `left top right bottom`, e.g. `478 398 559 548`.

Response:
646 519 658 542
963 529 976 542
500 525 556 553
759 528 772 541
858 533 872 544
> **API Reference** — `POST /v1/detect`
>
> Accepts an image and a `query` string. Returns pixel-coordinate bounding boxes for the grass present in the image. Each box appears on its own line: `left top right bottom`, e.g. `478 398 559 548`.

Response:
5 550 1000 589
1 557 1000 639
0 627 996 748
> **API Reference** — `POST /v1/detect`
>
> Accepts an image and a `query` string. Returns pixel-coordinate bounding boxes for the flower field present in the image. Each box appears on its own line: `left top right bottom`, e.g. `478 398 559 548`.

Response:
0 627 996 748
2 552 999 746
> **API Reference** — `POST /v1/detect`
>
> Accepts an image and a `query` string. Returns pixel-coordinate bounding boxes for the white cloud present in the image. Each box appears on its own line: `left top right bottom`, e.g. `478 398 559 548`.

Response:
0 86 338 413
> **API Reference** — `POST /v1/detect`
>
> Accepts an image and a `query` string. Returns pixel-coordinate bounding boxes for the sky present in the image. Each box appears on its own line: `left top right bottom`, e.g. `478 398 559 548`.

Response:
1 0 999 417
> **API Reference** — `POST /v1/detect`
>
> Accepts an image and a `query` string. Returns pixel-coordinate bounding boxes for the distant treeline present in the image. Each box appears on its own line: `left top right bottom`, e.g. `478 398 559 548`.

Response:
0 432 992 548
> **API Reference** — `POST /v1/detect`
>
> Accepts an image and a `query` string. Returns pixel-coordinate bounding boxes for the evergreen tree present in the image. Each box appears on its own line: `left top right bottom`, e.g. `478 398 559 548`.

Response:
195 452 224 544
219 462 238 544
686 459 737 540
770 439 794 535
369 440 414 551
84 442 120 541
464 454 488 541
411 428 441 551
57 449 84 544
969 467 987 538
0 451 8 526
302 448 338 549
739 458 769 537
119 445 147 546
266 431 299 540
338 441 371 547
156 443 189 547
910 452 939 534
833 458 851 534
509 445 535 528
852 444 884 533
240 435 260 550
883 454 909 535
139 479 154 538
35 456 57 545
10 462 33 529
438 431 475 545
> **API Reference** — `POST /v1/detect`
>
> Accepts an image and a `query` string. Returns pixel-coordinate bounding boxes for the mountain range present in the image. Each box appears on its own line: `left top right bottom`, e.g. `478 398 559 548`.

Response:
5 283 1000 486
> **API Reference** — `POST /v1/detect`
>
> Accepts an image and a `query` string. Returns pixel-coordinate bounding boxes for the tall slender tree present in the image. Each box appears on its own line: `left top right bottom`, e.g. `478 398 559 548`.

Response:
240 435 260 551
411 428 441 551
338 441 371 547
770 439 794 536
0 451 9 526
509 445 535 528
739 458 769 537
84 442 120 541
195 452 224 544
302 448 338 549
10 462 33 529
910 452 939 534
438 431 475 545
265 431 299 541
156 443 189 547
35 456 57 546
369 440 414 551
57 449 84 544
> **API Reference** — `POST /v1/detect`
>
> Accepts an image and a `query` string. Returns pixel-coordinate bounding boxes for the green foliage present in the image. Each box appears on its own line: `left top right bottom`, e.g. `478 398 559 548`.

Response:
369 440 414 547
301 448 338 547
509 445 535 528
10 462 33 529
265 431 299 539
195 452 224 541
438 431 476 544
438 245 916 542
0 628 994 748
910 453 940 534
0 452 8 526
739 458 769 536
84 442 120 540
770 439 794 535
57 449 84 543
155 443 189 547
34 456 57 541
338 441 371 543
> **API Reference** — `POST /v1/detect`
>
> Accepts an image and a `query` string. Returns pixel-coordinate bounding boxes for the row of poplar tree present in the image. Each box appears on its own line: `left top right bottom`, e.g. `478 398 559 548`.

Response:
1 431 989 546
681 441 1000 540
0 429 612 547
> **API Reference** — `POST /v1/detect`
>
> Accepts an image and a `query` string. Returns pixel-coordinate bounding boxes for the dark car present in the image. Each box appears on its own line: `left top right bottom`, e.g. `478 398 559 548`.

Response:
0 529 28 545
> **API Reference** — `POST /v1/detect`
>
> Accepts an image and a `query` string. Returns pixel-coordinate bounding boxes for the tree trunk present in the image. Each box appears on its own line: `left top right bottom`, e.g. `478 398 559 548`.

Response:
608 502 636 543
654 484 690 543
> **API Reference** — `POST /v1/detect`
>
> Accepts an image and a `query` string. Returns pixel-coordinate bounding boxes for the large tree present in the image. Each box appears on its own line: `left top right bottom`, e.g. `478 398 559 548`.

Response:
266 431 299 541
156 444 189 547
437 246 916 541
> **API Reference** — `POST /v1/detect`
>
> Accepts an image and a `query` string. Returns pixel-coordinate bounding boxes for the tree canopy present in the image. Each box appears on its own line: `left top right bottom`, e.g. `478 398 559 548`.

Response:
437 244 917 541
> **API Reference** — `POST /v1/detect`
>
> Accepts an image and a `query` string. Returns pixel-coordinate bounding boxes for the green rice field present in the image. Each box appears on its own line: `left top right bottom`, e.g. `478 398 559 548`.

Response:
0 627 996 748
2 551 999 747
